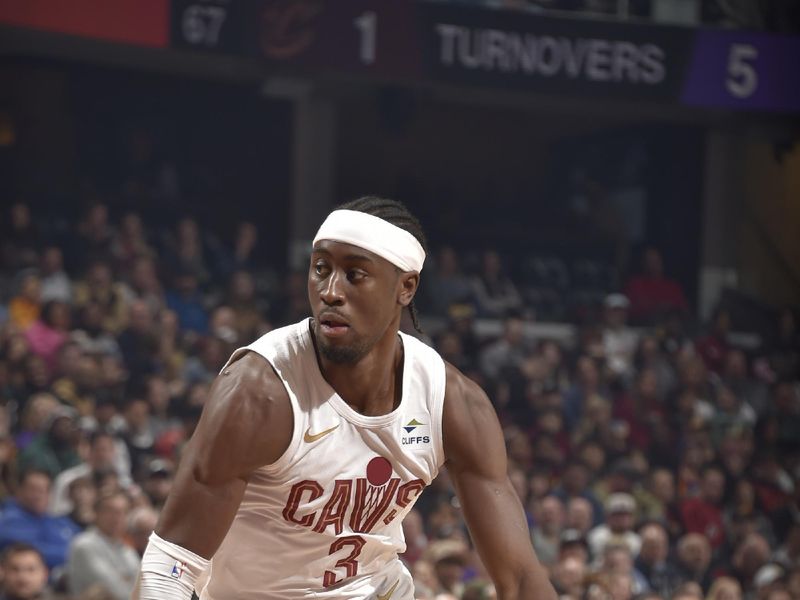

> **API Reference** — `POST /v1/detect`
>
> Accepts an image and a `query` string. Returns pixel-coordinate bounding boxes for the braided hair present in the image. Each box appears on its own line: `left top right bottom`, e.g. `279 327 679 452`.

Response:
335 196 427 333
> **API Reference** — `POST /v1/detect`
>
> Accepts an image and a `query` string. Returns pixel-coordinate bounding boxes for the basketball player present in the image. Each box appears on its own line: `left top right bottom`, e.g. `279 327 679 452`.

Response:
136 197 556 599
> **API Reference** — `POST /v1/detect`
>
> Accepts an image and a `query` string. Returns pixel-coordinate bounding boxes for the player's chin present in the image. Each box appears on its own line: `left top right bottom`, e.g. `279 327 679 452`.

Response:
318 340 363 364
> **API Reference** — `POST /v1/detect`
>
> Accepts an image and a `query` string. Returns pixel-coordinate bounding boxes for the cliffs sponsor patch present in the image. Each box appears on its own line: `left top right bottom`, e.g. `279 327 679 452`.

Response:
402 418 430 446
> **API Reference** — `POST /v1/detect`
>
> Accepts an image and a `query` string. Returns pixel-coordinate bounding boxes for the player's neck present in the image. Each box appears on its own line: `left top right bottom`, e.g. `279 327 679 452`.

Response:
317 326 404 417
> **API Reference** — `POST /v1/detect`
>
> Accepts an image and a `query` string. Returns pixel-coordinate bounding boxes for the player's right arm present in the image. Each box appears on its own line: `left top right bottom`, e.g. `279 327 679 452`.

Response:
135 351 292 600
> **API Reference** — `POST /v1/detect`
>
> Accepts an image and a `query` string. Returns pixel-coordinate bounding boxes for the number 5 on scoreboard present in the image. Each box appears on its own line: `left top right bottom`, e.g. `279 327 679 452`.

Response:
726 43 758 99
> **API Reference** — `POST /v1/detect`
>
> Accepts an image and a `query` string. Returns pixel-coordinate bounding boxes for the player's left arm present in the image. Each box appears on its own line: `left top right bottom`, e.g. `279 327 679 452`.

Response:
442 363 556 600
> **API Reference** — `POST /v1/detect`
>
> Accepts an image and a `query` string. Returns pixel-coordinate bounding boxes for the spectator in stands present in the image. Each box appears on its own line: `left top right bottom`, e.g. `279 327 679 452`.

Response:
600 544 648 596
696 307 733 375
424 246 474 316
635 522 681 598
705 577 742 600
471 250 522 318
613 367 666 452
709 385 757 445
0 543 51 600
768 308 800 380
50 429 129 517
140 458 173 510
588 493 641 559
117 301 159 381
65 474 96 530
12 393 58 454
729 533 772 598
121 397 156 474
602 293 639 381
164 217 210 286
624 247 688 325
70 302 121 358
16 407 80 479
2 202 40 271
0 406 14 501
558 529 589 565
423 539 468 598
126 506 158 557
400 509 428 566
634 335 677 402
637 468 678 529
23 301 70 375
550 554 586 598
479 314 531 381
72 260 130 335
721 349 768 418
73 204 114 272
225 270 269 343
553 460 604 527
165 269 208 335
565 497 595 538
768 381 800 452
66 491 139 600
110 212 155 279
37 246 71 304
127 258 165 317
562 355 608 431
0 469 79 571
680 464 726 549
531 495 566 566
675 533 712 591
9 273 41 331
229 221 260 273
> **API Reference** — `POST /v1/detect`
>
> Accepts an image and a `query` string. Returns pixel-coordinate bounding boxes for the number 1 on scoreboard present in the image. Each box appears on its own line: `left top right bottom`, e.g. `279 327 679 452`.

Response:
354 12 377 65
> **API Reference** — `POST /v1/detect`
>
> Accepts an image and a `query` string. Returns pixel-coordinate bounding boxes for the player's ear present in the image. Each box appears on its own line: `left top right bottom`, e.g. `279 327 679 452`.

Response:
397 272 419 308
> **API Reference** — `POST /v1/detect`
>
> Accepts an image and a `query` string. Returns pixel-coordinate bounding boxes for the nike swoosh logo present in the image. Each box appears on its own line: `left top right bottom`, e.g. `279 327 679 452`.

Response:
377 579 399 600
303 424 339 443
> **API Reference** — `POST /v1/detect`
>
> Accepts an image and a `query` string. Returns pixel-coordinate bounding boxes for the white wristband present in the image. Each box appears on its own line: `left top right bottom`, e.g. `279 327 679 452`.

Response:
136 532 210 600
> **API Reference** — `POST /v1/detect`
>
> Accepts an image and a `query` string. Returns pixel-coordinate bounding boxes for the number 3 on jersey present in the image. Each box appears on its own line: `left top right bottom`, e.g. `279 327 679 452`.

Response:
323 535 366 587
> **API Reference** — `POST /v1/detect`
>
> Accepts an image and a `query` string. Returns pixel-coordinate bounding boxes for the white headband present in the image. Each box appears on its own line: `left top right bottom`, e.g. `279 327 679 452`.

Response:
313 209 426 273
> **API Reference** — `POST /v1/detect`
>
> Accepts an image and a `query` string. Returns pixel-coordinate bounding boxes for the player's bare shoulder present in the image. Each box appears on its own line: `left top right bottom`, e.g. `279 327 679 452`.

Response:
189 351 293 484
441 362 506 476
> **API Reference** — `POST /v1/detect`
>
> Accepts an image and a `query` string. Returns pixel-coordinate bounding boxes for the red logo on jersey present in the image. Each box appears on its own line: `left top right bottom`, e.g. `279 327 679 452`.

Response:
281 457 426 534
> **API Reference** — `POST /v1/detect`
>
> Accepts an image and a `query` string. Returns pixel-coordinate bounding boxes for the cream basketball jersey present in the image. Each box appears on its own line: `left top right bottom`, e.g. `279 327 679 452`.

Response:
197 318 446 600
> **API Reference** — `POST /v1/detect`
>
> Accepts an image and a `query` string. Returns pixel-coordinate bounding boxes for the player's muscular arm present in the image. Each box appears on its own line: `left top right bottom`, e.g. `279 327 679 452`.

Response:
157 351 293 558
443 364 556 600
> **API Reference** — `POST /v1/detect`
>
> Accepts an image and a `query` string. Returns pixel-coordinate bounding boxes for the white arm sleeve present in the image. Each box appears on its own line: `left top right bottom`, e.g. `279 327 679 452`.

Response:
135 533 210 600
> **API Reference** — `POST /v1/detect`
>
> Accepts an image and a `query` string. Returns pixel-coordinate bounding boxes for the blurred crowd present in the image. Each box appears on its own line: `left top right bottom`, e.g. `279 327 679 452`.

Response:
0 201 799 600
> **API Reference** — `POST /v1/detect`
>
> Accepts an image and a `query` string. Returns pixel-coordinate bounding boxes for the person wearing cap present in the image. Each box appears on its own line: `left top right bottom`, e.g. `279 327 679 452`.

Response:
602 293 639 381
141 458 174 509
588 493 642 559
135 198 556 600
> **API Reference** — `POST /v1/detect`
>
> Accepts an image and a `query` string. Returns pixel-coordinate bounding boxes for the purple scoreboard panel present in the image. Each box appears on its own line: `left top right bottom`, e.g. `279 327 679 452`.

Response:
169 0 800 114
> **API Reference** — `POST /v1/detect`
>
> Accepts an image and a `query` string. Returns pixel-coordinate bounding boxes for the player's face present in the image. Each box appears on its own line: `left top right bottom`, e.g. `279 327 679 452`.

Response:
308 240 413 364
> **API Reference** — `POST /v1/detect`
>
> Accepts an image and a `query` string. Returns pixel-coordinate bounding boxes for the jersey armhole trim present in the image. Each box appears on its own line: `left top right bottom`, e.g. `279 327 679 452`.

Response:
432 354 446 470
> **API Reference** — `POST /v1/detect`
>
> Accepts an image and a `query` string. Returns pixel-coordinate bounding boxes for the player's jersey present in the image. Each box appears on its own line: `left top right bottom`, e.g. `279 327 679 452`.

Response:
197 318 446 600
